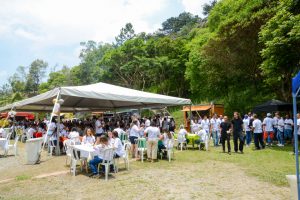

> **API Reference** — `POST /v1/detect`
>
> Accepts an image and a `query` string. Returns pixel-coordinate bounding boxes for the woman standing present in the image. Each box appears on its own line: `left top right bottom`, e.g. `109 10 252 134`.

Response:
144 122 160 162
129 120 143 158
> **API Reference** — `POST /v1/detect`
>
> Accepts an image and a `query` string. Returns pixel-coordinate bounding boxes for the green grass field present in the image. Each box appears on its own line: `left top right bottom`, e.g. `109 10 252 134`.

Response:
170 110 296 187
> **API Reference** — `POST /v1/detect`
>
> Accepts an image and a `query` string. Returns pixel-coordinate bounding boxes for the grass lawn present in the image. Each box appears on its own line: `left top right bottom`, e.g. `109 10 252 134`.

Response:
0 139 294 199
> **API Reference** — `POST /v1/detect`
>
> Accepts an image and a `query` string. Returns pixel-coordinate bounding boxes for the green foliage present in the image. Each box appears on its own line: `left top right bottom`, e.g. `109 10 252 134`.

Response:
259 0 300 101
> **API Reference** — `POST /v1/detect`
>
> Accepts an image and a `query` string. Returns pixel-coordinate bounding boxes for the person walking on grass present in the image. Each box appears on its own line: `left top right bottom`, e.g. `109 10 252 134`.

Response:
231 112 244 153
252 114 265 150
220 116 231 154
263 113 275 146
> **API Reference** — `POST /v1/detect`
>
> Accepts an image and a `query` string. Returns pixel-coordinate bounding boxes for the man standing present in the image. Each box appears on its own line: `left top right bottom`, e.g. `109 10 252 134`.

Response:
201 115 210 135
210 114 220 146
277 113 285 147
284 114 294 144
262 113 275 146
220 116 231 154
252 114 265 150
273 112 279 142
231 112 244 153
95 117 104 137
243 115 251 147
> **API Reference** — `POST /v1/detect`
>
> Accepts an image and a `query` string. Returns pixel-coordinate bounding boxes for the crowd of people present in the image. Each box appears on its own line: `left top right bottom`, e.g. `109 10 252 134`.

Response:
187 111 299 154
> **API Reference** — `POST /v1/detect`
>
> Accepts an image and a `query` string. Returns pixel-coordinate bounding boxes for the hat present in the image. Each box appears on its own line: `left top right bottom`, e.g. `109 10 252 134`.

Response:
267 113 272 117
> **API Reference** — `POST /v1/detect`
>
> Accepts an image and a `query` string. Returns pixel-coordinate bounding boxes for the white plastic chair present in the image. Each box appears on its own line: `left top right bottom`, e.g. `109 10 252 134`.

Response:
176 134 187 151
115 143 130 172
160 139 174 162
6 135 19 156
48 138 56 156
97 148 116 181
135 138 147 162
64 140 75 166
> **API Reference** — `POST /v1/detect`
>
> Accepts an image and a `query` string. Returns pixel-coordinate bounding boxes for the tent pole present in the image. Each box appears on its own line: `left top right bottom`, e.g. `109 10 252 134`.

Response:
55 90 61 156
41 89 61 154
293 94 300 200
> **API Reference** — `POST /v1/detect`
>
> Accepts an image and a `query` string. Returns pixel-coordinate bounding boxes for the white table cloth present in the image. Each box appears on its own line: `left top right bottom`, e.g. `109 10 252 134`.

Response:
73 144 95 159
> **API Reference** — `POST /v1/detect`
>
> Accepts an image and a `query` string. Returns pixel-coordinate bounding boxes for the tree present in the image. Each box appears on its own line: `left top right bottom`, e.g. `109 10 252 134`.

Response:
160 12 200 35
259 0 300 101
203 0 218 16
25 59 48 95
114 23 135 47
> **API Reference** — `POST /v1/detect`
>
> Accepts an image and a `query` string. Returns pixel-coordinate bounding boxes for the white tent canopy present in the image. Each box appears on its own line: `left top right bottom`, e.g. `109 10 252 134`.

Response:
0 82 191 112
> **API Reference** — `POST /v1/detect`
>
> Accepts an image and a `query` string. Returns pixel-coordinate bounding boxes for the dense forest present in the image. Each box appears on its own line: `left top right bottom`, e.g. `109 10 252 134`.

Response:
0 0 299 115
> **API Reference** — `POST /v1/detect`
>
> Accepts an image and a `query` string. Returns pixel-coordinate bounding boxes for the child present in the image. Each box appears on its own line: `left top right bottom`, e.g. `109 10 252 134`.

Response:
89 136 111 178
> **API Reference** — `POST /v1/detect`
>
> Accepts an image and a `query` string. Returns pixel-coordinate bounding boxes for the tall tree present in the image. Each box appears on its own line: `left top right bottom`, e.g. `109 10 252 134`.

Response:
25 59 48 95
114 23 135 47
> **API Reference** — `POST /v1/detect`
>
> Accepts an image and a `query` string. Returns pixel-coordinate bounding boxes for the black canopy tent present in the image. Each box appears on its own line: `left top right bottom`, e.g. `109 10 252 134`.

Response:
252 99 292 113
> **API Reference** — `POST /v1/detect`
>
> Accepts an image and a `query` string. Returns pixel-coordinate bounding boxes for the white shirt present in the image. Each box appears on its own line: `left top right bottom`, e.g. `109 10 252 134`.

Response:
273 116 279 128
201 119 210 132
113 138 125 157
144 126 160 140
95 120 104 134
145 119 150 127
210 118 220 131
284 119 293 130
277 118 284 132
162 133 173 148
82 135 95 145
94 144 111 160
243 118 250 131
178 128 187 142
47 122 56 132
253 119 263 133
0 128 5 137
114 127 126 137
27 127 36 138
263 117 274 132
129 125 140 137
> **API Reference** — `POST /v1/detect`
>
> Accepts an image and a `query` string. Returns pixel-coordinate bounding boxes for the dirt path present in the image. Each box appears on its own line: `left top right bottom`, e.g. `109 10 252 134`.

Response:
0 159 289 200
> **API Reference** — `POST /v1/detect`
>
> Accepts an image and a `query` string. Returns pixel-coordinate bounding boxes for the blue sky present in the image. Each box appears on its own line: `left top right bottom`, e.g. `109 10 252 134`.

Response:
0 0 211 85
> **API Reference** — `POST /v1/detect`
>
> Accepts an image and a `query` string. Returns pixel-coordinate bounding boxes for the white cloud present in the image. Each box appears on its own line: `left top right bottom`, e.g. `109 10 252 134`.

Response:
180 0 210 16
0 0 169 47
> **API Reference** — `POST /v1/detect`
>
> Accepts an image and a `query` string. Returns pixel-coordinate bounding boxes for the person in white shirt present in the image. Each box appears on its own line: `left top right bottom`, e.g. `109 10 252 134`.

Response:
195 125 210 151
144 122 160 161
284 114 293 144
144 117 151 128
273 112 279 143
178 124 188 145
158 130 174 158
112 131 125 158
201 115 210 134
82 128 96 145
89 136 111 177
277 114 284 146
262 113 275 146
252 114 265 150
113 122 126 140
0 126 6 138
27 125 36 139
210 114 221 146
95 117 104 137
243 115 251 146
129 120 144 158
68 127 81 144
